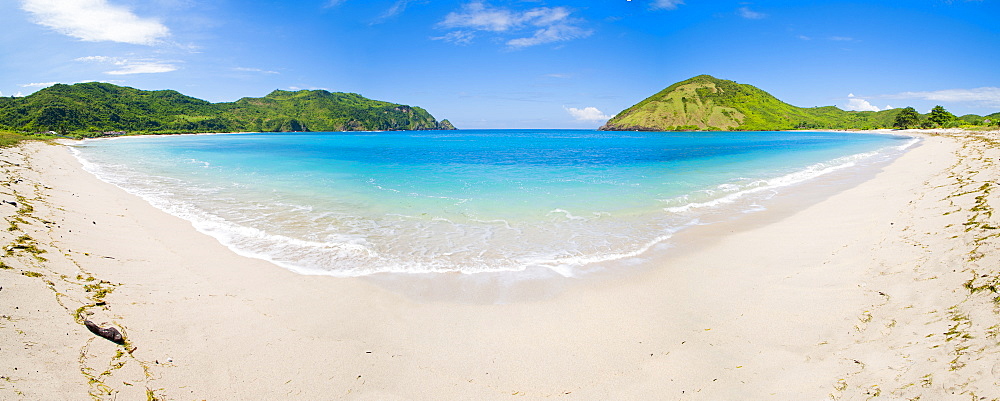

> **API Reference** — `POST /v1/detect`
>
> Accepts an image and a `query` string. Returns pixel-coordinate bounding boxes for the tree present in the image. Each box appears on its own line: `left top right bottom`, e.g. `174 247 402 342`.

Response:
928 105 956 126
893 107 921 129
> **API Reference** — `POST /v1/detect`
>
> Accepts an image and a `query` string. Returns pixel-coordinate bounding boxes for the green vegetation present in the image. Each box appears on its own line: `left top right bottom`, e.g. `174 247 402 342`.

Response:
986 112 1000 127
929 105 957 126
5 234 47 262
221 89 449 132
0 82 456 137
438 119 456 130
0 131 53 147
893 107 921 129
601 75 999 131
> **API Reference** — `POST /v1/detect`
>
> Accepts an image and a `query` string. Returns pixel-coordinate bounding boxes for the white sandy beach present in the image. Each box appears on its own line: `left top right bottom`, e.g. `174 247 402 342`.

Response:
2 129 999 400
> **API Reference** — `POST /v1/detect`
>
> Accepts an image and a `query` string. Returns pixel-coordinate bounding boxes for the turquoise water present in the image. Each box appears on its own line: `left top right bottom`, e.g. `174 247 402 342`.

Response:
70 130 916 276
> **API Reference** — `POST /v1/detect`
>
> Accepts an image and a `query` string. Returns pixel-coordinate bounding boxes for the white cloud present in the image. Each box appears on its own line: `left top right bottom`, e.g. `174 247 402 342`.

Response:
844 94 881 112
289 86 331 91
107 62 176 75
19 82 59 88
439 1 518 32
324 0 346 7
76 56 178 75
382 0 411 18
737 6 767 19
234 67 279 75
436 1 591 48
20 0 170 45
76 79 124 85
565 106 611 122
650 0 684 11
76 55 114 63
888 87 1000 107
371 0 413 24
829 36 854 41
432 30 477 45
506 24 589 48
847 98 881 112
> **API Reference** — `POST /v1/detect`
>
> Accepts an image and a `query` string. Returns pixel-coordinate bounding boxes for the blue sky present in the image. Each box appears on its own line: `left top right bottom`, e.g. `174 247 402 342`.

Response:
1 0 998 128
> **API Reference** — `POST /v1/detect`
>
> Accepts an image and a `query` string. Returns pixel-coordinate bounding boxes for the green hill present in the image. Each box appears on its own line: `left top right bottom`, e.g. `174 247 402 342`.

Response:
0 82 455 136
219 89 445 132
600 75 963 131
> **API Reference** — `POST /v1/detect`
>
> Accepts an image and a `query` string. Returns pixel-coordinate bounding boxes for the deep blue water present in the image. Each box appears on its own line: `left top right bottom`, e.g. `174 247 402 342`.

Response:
70 129 916 276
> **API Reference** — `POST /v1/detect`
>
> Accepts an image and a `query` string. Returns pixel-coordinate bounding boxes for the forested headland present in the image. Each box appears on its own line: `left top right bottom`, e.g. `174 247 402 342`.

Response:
0 82 456 137
601 75 1000 132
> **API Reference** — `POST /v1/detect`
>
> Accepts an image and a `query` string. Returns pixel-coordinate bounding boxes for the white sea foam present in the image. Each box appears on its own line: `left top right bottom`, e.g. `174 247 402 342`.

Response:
519 218 701 278
660 141 912 215
72 144 386 277
548 208 587 220
68 133 919 278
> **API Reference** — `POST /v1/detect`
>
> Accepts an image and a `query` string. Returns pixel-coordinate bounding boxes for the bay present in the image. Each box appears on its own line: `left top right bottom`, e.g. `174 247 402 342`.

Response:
69 130 916 276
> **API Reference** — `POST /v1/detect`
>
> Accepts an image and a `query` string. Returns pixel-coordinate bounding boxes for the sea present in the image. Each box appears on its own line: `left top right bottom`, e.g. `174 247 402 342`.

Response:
69 130 917 277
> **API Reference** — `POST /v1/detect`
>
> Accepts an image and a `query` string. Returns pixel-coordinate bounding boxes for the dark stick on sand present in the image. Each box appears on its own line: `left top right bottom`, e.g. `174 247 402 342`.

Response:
84 320 125 345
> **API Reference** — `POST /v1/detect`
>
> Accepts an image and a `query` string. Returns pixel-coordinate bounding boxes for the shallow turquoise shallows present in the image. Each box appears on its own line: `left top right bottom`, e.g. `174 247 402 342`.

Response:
70 130 915 276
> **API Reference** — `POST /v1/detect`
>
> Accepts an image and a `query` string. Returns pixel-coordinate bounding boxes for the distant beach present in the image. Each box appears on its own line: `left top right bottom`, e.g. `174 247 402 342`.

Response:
2 129 999 399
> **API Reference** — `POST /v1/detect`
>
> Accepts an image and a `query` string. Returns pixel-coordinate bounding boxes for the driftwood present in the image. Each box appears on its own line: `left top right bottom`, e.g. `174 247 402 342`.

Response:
84 320 125 344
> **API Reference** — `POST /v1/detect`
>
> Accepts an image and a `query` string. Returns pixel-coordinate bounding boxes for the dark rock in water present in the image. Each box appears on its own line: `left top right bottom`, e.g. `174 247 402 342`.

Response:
84 320 125 344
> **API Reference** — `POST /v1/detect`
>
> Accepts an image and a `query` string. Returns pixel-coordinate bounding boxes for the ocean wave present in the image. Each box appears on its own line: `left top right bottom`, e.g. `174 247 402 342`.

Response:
67 132 919 278
516 218 701 278
660 140 912 214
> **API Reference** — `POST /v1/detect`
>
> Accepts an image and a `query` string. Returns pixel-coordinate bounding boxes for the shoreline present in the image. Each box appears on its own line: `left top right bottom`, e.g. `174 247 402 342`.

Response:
367 133 917 302
2 130 999 399
64 129 916 280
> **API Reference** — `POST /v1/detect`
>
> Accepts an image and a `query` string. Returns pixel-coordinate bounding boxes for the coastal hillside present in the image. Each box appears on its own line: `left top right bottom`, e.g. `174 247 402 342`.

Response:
601 75 915 131
0 82 455 136
219 89 451 132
